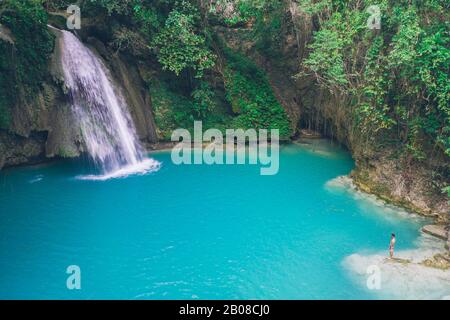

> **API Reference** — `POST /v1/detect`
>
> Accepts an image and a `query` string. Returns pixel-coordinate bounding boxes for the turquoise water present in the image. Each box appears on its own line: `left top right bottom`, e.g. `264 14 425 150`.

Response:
0 141 425 299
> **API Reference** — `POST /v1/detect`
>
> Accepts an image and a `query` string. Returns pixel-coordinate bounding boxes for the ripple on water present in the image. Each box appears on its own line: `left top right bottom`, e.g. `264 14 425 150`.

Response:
29 175 44 184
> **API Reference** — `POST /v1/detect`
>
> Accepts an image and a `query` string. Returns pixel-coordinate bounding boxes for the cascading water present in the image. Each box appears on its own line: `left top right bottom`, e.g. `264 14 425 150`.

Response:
60 30 160 180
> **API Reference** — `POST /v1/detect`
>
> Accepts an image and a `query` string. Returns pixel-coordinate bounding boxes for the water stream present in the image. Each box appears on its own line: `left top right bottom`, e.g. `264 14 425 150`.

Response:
60 30 159 179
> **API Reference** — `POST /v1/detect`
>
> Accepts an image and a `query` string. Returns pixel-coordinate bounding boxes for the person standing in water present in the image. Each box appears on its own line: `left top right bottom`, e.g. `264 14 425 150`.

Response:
389 233 396 258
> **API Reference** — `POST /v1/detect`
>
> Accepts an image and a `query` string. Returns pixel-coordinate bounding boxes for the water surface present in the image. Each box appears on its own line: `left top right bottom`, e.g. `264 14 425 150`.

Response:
0 140 439 299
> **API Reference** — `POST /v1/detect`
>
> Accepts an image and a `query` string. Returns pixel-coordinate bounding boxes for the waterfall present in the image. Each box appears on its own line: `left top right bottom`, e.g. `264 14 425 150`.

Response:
60 30 160 180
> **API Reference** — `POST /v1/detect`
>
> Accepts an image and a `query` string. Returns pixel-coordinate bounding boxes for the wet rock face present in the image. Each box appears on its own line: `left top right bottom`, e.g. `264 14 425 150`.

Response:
106 52 158 144
0 132 48 169
352 155 449 220
0 25 15 44
422 225 449 241
421 254 450 270
0 27 82 169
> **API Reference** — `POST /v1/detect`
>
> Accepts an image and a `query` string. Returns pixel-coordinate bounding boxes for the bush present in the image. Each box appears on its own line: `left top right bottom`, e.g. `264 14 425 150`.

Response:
300 0 450 159
152 4 216 78
223 49 292 139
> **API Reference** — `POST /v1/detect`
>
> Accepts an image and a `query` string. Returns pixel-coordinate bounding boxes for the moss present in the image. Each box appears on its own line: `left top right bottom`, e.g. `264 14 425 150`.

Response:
57 146 79 158
351 168 438 218
420 254 450 270
0 0 54 89
0 0 55 130
0 41 14 129
151 79 193 140
150 78 233 141
222 48 292 139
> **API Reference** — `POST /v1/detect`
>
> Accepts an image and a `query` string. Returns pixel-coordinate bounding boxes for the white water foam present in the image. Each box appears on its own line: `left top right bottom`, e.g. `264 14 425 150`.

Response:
326 176 450 299
77 158 161 181
342 233 450 300
60 30 161 178
29 175 44 184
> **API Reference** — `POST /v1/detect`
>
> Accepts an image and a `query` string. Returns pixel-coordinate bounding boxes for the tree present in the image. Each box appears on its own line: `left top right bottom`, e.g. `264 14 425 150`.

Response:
152 4 216 78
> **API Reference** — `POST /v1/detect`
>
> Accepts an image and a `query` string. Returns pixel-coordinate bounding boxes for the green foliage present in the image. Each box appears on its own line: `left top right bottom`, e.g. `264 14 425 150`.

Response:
0 0 54 90
302 28 348 88
253 1 284 58
0 0 54 129
210 0 269 26
443 186 450 203
86 0 134 15
191 82 216 119
297 0 331 15
223 49 292 139
300 0 450 159
111 27 147 54
209 0 284 58
0 104 11 130
151 79 196 140
150 78 232 140
132 2 161 36
152 2 216 78
0 41 13 129
44 0 78 10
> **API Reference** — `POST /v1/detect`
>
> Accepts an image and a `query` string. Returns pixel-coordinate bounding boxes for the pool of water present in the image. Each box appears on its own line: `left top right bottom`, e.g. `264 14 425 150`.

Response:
0 140 444 299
